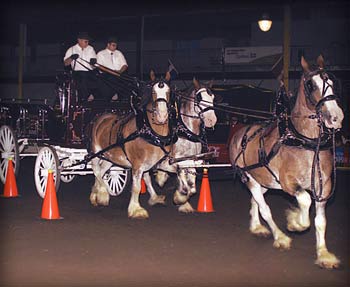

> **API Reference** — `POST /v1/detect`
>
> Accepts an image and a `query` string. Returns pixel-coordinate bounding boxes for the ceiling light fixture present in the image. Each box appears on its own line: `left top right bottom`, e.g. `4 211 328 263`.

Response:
258 13 272 32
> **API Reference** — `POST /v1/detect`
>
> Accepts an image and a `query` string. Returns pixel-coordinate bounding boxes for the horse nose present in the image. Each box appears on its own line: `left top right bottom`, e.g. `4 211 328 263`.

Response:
332 116 338 123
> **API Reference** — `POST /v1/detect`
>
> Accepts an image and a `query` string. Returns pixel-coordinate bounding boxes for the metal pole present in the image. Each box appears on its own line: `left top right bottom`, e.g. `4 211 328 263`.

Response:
283 5 291 91
18 23 26 99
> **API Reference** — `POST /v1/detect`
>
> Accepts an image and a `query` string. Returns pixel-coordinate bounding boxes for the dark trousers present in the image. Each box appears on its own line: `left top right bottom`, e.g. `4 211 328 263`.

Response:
97 73 123 101
72 71 97 102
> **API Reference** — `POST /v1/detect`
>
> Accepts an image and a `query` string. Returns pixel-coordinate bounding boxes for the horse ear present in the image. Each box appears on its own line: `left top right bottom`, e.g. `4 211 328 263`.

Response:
301 56 310 73
165 71 171 82
317 54 325 69
150 70 156 82
193 77 200 90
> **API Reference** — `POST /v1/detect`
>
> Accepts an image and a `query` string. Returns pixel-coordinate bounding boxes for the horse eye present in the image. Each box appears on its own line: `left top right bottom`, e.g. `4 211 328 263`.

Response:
307 80 314 91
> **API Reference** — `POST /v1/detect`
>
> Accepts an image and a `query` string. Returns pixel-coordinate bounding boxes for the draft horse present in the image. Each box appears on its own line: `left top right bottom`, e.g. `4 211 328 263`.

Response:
143 78 217 212
229 55 344 269
90 71 172 218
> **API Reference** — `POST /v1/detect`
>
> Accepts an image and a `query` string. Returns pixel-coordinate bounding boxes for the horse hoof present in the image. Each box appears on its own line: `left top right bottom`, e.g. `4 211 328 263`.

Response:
315 251 340 269
250 225 271 238
128 208 149 219
286 208 310 232
178 202 195 213
90 193 98 206
273 233 292 250
148 195 166 206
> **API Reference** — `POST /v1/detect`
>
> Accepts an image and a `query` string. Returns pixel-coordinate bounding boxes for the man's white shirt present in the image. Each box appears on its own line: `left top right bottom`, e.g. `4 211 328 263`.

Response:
97 49 128 71
64 44 97 71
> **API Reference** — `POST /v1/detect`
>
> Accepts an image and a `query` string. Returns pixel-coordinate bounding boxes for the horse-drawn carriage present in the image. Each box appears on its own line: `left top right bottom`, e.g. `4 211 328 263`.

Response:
0 71 133 198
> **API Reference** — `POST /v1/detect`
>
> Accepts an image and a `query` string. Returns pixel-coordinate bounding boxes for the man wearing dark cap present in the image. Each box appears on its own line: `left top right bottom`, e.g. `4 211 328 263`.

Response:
63 32 97 102
96 37 128 101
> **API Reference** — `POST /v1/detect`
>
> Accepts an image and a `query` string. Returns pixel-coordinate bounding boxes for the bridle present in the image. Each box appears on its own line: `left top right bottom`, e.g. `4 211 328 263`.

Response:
151 80 171 107
303 69 338 119
147 79 171 124
193 87 215 120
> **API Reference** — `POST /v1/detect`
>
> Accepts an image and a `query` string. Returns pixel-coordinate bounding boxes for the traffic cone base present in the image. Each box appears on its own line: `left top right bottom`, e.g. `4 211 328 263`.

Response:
2 158 19 198
197 168 214 213
41 170 62 220
140 178 147 194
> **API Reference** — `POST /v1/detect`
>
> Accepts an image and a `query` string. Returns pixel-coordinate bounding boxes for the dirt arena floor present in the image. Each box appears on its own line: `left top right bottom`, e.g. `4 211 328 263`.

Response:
0 158 349 287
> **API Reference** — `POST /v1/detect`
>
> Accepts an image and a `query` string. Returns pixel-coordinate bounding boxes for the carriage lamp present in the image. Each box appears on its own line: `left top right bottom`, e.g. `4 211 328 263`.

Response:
258 13 272 32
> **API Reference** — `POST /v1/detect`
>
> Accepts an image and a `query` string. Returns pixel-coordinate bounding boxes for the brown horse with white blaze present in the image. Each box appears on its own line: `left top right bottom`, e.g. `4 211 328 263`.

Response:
229 55 344 269
90 71 172 219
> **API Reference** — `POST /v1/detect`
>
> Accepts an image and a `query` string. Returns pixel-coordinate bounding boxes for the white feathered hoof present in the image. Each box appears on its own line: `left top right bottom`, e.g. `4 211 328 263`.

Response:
148 195 166 206
286 208 310 232
250 225 271 238
90 182 110 206
128 206 149 219
315 250 340 269
178 202 195 213
173 190 188 205
90 191 98 206
273 232 292 250
96 189 110 206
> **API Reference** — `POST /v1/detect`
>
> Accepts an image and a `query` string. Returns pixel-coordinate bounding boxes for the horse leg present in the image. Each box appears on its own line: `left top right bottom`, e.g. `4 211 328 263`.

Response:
174 169 195 213
128 170 149 219
155 170 169 188
249 197 271 237
314 201 340 269
143 172 166 206
247 174 292 250
177 168 197 213
286 190 311 232
90 158 110 206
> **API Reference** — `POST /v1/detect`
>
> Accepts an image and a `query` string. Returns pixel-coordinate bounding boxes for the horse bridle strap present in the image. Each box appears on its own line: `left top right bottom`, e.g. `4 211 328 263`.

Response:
315 94 337 112
303 69 337 111
194 88 215 115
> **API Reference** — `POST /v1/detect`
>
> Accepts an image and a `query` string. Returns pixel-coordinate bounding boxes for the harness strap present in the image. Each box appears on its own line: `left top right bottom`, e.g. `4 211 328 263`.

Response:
233 122 281 183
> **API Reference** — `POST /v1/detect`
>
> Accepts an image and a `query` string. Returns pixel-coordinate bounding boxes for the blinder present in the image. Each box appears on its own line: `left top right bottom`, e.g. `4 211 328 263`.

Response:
194 88 215 117
303 69 338 112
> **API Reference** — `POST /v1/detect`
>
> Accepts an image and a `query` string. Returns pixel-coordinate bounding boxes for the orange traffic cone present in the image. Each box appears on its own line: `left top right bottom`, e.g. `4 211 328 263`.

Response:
140 178 147 194
41 170 62 220
2 158 19 198
197 168 214 212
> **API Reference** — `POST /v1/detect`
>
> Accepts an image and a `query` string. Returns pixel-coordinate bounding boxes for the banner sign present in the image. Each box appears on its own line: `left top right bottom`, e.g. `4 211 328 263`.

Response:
224 46 282 64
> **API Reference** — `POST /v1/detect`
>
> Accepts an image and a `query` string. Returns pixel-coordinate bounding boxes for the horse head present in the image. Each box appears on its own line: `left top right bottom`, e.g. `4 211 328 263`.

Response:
300 55 344 130
192 78 217 128
149 70 171 124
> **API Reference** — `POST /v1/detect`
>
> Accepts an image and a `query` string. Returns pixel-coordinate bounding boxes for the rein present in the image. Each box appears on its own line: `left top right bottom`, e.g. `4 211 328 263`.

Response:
234 79 340 202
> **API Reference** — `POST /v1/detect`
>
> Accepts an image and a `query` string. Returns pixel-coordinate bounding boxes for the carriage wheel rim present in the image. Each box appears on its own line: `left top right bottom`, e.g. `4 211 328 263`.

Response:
103 168 129 196
34 146 60 198
0 126 19 184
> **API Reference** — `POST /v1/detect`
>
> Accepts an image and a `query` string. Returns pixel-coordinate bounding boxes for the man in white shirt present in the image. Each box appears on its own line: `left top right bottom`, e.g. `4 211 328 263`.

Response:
96 37 128 101
63 32 97 102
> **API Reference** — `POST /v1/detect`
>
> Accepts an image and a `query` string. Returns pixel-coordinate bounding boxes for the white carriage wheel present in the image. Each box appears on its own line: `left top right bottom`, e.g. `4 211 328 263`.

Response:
0 125 19 184
102 167 130 196
60 158 76 183
34 146 61 198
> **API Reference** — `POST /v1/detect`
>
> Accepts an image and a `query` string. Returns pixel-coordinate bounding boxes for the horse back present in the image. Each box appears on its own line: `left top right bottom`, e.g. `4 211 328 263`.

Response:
92 112 136 152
